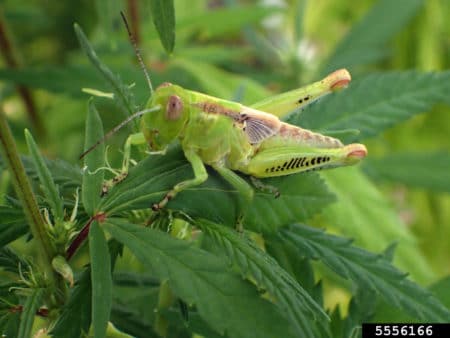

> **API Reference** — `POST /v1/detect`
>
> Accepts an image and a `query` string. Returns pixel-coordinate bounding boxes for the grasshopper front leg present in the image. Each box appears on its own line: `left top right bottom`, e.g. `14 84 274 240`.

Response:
121 132 147 173
101 132 147 195
152 149 208 211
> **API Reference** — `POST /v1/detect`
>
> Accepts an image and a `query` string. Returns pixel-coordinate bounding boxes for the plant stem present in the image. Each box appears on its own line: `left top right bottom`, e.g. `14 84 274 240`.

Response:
0 10 44 137
0 109 63 305
127 0 140 45
154 280 174 337
66 216 93 261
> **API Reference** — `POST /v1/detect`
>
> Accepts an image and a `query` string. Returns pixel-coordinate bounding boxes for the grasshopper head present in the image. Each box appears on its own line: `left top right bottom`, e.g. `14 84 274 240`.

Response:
141 83 190 151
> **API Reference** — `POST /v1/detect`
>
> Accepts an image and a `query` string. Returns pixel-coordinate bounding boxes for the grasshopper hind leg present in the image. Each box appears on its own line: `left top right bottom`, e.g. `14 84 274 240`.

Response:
212 164 254 232
245 143 367 178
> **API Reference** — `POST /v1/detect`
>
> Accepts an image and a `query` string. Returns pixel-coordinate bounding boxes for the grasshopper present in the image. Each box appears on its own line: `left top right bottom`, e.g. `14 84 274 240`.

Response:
83 15 367 222
138 69 366 212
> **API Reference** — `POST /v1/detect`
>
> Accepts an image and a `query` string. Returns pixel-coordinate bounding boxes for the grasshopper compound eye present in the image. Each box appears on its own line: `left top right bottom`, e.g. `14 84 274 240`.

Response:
166 95 183 120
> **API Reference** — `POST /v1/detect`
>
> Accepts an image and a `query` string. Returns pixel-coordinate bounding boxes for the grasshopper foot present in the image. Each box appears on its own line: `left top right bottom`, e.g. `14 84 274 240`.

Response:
151 203 161 212
250 177 280 198
235 211 249 233
101 184 110 197
235 217 244 233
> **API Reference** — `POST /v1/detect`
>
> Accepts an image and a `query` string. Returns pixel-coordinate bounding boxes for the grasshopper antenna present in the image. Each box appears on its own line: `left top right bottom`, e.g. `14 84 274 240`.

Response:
120 11 153 95
80 12 158 160
79 106 160 160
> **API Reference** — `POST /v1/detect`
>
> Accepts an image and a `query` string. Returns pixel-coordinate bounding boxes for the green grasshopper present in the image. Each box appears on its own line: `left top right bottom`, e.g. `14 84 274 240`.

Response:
139 69 366 212
83 15 367 221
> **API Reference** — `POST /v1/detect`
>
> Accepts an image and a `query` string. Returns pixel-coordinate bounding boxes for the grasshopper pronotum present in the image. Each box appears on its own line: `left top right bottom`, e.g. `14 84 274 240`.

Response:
83 14 367 222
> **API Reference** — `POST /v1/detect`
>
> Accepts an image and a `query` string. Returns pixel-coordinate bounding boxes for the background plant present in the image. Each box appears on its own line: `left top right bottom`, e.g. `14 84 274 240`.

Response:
0 0 450 337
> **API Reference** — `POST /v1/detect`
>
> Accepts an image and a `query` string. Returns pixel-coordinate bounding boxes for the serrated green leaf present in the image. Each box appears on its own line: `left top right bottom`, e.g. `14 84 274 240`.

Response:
0 156 82 206
162 307 225 338
0 64 160 105
17 288 44 338
373 275 450 323
74 23 136 120
98 146 334 233
97 147 215 216
0 156 82 227
171 58 269 104
322 0 423 73
0 282 20 307
149 0 175 53
110 305 158 338
177 45 250 64
20 156 82 190
0 206 27 247
320 167 433 283
329 290 376 338
51 268 92 338
25 129 64 222
186 307 225 338
110 275 159 335
89 221 112 338
363 152 450 193
0 290 20 338
430 276 450 310
198 219 328 338
289 71 450 143
176 6 278 40
82 101 105 215
113 272 159 288
266 240 323 305
279 223 450 322
0 66 105 97
245 173 335 233
0 247 30 275
104 219 296 338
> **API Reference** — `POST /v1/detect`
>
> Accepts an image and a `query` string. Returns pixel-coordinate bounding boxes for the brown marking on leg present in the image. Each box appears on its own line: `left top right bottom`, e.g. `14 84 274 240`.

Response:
152 193 173 211
101 172 128 196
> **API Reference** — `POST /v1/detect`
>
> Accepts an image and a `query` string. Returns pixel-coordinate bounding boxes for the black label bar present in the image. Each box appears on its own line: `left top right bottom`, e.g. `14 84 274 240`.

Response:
363 323 450 338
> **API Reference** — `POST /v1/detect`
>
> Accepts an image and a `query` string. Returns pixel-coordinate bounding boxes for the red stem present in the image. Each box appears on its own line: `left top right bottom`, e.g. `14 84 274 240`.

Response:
9 305 49 317
66 217 94 260
66 212 106 260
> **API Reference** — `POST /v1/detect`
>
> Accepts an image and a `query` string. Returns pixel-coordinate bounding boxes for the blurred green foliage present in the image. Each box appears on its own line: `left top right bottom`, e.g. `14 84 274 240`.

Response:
1 0 450 337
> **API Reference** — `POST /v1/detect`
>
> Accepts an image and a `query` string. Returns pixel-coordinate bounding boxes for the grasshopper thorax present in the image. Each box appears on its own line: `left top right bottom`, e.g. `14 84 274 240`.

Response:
141 83 190 151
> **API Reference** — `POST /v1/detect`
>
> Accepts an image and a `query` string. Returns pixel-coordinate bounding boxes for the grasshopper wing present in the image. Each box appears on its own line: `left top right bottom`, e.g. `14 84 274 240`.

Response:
191 98 282 144
240 107 281 144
